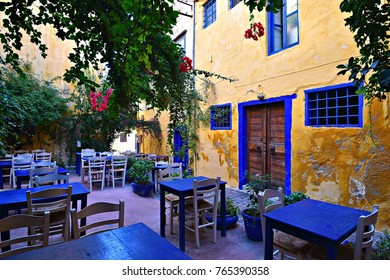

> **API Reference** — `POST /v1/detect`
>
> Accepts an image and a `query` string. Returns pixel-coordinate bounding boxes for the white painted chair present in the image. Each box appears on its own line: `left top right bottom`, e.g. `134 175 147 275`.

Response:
106 156 127 188
88 157 106 191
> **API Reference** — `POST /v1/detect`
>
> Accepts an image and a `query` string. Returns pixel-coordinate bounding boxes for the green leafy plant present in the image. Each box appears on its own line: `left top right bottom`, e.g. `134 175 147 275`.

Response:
219 197 240 216
372 229 390 260
244 171 271 217
208 197 240 217
284 192 309 206
0 59 68 155
126 159 154 185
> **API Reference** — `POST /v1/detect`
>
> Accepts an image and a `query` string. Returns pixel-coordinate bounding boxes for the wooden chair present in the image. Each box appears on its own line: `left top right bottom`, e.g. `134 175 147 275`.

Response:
32 161 57 169
106 156 127 188
14 149 29 156
158 163 188 234
88 157 106 191
184 177 220 248
29 166 58 187
26 186 72 243
35 152 52 162
0 211 50 259
308 204 379 260
11 156 33 189
258 188 315 260
70 199 125 239
0 154 13 187
80 148 96 182
33 172 70 187
31 149 46 160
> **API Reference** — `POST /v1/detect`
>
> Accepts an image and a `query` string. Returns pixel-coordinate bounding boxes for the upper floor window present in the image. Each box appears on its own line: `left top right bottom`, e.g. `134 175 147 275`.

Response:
210 103 232 130
305 83 363 127
175 32 186 54
119 133 127 142
230 0 242 9
204 0 216 29
268 0 299 55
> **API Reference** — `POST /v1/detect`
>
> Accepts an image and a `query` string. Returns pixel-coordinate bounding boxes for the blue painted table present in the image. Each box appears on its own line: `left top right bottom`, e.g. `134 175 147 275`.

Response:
4 222 191 260
263 199 370 260
0 182 90 251
15 166 69 189
159 176 227 252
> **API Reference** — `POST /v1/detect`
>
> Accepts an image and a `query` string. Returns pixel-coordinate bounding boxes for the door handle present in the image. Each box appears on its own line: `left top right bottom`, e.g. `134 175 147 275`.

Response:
256 146 261 152
270 146 275 154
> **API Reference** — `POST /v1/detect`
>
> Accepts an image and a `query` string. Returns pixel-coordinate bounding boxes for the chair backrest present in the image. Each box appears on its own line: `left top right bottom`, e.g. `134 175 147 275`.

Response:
30 166 58 186
0 211 50 258
353 204 379 260
35 152 52 162
88 157 106 171
100 151 113 157
14 149 29 156
12 156 33 188
70 199 125 239
111 156 127 170
81 148 96 157
15 153 34 160
158 165 183 182
33 172 70 187
155 161 168 166
257 187 284 243
26 186 72 241
32 149 46 160
81 149 96 170
192 177 220 214
32 161 57 169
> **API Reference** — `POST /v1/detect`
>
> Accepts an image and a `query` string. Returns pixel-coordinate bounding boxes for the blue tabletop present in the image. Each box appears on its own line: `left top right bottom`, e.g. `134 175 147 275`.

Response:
264 199 370 242
4 222 191 260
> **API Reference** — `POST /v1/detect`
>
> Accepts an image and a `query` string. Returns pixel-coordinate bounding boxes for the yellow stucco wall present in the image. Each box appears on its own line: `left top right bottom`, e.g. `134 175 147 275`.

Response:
189 1 389 231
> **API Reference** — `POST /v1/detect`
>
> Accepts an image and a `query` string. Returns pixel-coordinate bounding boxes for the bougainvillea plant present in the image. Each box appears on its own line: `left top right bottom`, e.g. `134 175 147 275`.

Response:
90 88 113 111
179 56 193 73
244 21 265 41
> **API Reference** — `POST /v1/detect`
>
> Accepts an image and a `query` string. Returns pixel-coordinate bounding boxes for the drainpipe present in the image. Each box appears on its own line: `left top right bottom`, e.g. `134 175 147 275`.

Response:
192 1 197 177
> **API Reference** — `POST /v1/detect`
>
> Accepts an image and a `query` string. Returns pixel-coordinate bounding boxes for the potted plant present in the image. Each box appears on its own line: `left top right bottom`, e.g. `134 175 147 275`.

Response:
126 159 154 197
205 197 240 229
284 191 309 206
242 171 271 241
125 155 138 183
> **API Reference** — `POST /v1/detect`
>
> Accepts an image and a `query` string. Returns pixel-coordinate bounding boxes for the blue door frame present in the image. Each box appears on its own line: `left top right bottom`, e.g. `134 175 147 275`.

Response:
173 128 189 170
238 94 296 195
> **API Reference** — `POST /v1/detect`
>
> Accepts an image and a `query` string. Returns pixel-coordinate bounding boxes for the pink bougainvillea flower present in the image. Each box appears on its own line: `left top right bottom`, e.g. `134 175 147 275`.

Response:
90 88 113 112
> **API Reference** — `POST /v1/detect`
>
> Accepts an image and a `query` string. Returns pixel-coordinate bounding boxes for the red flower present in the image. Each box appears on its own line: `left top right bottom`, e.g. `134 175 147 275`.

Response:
244 21 265 41
179 56 193 73
90 88 113 112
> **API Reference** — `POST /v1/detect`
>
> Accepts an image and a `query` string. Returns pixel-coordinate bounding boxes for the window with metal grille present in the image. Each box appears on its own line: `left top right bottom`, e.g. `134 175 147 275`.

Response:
230 0 242 9
204 0 216 29
305 83 363 127
268 0 299 55
119 133 127 142
210 104 232 130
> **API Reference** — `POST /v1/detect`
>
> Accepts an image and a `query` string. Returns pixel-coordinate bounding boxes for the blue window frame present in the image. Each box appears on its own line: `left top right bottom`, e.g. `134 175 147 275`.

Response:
210 103 232 130
203 0 216 29
230 0 242 9
305 83 363 127
268 0 299 55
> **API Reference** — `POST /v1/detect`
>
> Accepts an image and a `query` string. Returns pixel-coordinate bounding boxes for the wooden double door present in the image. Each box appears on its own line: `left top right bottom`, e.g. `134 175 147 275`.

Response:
246 102 286 188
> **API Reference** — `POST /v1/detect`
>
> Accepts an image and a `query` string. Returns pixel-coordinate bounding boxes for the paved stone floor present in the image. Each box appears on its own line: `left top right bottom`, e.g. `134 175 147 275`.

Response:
67 173 265 260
